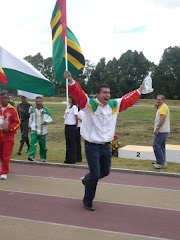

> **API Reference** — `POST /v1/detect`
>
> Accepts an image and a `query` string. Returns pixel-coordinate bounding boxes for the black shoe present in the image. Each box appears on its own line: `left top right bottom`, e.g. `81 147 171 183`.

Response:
17 152 21 156
28 156 35 161
81 177 85 186
84 204 95 211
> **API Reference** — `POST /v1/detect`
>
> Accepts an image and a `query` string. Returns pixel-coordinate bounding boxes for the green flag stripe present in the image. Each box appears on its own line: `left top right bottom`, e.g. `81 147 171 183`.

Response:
2 68 55 96
51 3 60 22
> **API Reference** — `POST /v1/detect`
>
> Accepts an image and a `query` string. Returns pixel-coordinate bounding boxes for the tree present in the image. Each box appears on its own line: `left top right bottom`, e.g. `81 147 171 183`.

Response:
152 46 180 99
86 58 106 95
86 51 153 98
117 50 152 95
75 59 95 94
24 53 45 75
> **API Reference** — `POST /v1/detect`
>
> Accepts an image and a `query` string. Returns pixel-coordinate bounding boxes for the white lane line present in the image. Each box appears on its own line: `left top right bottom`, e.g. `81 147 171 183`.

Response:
0 215 170 240
0 189 180 212
8 173 180 192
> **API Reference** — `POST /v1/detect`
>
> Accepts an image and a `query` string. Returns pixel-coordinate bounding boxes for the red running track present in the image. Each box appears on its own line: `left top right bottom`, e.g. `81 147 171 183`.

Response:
0 161 180 239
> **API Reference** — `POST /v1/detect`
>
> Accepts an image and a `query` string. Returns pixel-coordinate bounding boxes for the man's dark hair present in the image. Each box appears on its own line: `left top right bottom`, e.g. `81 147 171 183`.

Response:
96 85 110 94
35 96 42 100
69 95 76 107
0 90 9 97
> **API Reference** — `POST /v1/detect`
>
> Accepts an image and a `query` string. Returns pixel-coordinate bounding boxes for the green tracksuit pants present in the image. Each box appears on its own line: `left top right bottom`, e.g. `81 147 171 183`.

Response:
28 131 47 159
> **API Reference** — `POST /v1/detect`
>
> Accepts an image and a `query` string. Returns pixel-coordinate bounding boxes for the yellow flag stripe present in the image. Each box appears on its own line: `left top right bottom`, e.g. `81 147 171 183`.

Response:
52 24 63 45
0 65 5 74
68 38 83 55
65 53 84 70
50 10 61 30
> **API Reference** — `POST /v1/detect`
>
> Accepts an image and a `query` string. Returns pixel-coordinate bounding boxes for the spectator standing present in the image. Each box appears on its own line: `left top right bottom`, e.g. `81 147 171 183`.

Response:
64 96 78 164
17 96 32 155
0 90 20 180
28 97 52 162
153 95 170 169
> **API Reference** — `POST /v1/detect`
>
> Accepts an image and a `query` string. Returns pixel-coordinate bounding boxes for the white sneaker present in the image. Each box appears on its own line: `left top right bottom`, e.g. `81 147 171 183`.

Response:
1 174 7 180
40 159 45 162
153 163 162 169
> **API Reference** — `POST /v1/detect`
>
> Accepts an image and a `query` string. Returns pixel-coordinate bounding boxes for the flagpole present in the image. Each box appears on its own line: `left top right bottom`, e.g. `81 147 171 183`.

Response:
65 35 68 109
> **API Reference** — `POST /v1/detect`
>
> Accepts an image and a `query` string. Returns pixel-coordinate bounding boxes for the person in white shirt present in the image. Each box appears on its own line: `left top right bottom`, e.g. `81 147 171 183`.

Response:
64 70 144 211
64 96 78 164
28 97 52 162
76 109 85 162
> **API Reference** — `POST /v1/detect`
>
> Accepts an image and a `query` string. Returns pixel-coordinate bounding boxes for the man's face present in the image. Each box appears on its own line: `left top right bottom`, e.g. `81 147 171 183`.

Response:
21 97 27 104
35 98 43 108
96 87 111 106
157 96 164 106
0 94 9 107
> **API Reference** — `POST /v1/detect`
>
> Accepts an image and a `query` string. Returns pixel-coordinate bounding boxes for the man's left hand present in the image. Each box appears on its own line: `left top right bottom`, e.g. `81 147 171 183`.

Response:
138 84 145 93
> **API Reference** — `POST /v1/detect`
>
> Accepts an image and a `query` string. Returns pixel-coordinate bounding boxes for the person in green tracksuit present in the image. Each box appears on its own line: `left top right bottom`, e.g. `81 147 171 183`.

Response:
28 97 52 162
17 96 32 155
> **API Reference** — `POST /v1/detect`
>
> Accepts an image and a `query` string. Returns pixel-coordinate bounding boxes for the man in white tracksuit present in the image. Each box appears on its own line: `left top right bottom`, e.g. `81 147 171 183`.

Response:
64 70 144 211
28 97 52 162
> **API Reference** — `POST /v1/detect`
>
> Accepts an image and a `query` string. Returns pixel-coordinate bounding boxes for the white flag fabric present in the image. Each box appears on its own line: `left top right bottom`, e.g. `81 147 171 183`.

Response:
17 90 43 100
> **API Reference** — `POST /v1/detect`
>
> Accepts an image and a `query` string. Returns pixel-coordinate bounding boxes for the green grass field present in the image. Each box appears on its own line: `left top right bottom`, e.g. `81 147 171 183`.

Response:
11 100 180 174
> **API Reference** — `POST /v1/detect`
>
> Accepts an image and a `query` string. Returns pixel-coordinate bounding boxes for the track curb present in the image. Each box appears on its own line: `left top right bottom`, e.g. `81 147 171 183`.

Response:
10 159 180 178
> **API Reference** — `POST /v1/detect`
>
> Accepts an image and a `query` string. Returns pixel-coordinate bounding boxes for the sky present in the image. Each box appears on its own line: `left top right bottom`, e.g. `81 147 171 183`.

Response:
0 0 180 66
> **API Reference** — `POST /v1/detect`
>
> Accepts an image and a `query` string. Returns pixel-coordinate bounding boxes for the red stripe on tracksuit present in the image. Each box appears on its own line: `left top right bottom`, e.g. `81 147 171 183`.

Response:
0 105 20 175
68 81 140 111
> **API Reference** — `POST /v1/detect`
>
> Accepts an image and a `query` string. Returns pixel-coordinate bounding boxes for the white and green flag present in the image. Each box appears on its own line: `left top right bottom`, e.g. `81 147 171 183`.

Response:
0 46 55 96
17 90 43 100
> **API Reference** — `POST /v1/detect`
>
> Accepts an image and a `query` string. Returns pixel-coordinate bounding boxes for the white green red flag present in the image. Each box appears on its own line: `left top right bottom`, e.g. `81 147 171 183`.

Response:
0 63 7 86
0 46 55 96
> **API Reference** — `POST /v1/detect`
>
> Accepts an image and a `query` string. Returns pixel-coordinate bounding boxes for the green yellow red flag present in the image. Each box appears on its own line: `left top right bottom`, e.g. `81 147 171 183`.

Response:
51 0 85 85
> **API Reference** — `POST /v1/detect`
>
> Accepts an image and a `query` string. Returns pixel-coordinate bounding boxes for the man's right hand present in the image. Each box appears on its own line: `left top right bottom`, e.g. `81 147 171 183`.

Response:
64 71 73 83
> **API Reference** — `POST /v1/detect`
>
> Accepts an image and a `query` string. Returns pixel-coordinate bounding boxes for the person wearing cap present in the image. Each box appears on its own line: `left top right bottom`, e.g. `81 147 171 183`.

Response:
64 70 144 211
17 96 32 155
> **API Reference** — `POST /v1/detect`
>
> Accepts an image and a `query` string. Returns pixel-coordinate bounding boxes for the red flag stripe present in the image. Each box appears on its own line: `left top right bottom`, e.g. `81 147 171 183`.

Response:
0 65 8 86
56 0 67 42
